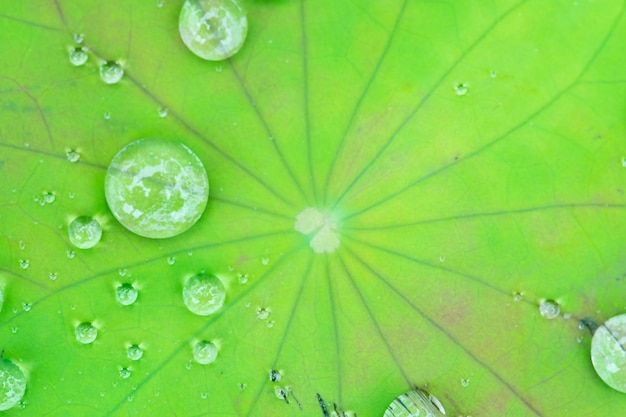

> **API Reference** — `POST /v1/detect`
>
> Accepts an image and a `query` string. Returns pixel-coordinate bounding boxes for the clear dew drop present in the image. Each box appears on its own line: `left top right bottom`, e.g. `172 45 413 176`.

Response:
237 273 248 284
66 149 81 162
274 386 288 401
49 272 58 281
158 107 169 118
119 367 131 379
167 256 176 265
73 33 84 43
461 378 470 387
99 61 124 84
182 272 226 316
104 112 111 120
22 303 31 312
256 307 270 320
0 358 27 411
75 322 98 344
19 259 29 270
454 83 469 96
539 299 560 319
69 47 88 66
43 191 56 204
68 216 102 249
269 369 281 382
127 344 144 361
178 0 248 61
261 257 269 265
116 283 138 306
193 340 218 365
104 138 209 239
590 313 626 393
383 389 446 417
513 291 523 302
66 250 76 259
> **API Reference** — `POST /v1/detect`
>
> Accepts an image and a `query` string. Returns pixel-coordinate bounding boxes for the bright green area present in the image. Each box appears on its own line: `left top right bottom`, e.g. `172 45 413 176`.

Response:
1 0 626 416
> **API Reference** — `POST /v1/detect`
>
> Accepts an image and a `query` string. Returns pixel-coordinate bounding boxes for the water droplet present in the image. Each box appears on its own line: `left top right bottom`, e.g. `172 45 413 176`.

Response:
104 112 111 120
68 216 102 249
68 192 76 199
383 388 446 417
99 61 124 84
454 83 469 96
75 322 98 344
156 0 164 7
19 259 29 270
118 268 128 277
590 313 626 393
43 191 55 204
104 138 209 239
237 273 248 284
158 107 168 118
215 65 223 73
269 369 281 382
183 272 226 316
73 33 84 43
22 303 31 312
69 47 88 66
119 367 131 379
18 241 25 250
178 0 248 61
490 70 497 78
238 383 247 390
0 358 27 411
256 307 270 320
461 378 470 387
439 256 445 263
49 272 58 281
10 327 18 334
539 299 560 319
513 291 523 302
261 257 269 265
127 344 144 361
266 319 275 328
116 283 138 306
66 250 76 259
621 157 626 168
193 340 218 364
167 256 176 265
66 149 81 162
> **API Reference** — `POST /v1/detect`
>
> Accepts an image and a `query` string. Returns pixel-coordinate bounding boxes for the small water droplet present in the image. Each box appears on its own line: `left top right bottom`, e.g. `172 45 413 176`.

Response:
266 320 275 328
68 216 102 249
19 259 29 270
539 299 560 319
489 69 497 78
461 378 470 387
127 344 144 361
156 0 164 7
178 0 248 61
104 138 209 238
167 256 176 265
18 241 25 250
69 47 88 66
158 107 169 118
513 292 523 302
261 257 269 265
49 272 58 281
183 272 226 316
576 336 584 343
103 112 111 120
274 386 288 401
73 33 84 43
590 313 626 393
215 65 223 73
238 383 247 390
185 362 192 370
66 250 76 259
43 191 56 204
10 327 18 334
22 303 32 312
621 157 626 168
68 192 76 199
0 358 27 411
439 256 445 263
66 149 81 162
237 273 248 284
99 61 124 84
75 322 98 344
116 283 138 306
454 83 469 96
119 367 131 379
269 369 281 382
256 307 270 320
193 340 218 365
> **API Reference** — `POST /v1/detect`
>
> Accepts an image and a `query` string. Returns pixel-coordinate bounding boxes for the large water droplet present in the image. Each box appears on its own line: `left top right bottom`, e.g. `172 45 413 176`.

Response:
127 344 144 361
99 61 124 84
0 358 27 411
68 216 102 249
539 299 560 319
183 272 226 316
179 0 248 61
383 388 446 417
591 313 626 393
69 47 88 66
104 138 209 239
193 340 218 364
115 283 138 306
75 322 98 344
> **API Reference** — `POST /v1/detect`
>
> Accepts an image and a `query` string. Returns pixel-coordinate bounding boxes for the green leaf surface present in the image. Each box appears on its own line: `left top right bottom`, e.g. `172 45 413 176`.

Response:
1 0 626 415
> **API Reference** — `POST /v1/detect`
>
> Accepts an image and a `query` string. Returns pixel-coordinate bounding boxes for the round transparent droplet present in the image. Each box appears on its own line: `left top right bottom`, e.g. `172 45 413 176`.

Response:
43 191 55 204
69 47 88 66
127 344 144 361
0 358 27 411
104 138 209 239
383 389 446 417
73 33 84 43
454 83 468 96
75 322 98 344
119 367 131 379
167 256 176 265
67 250 75 259
179 0 248 61
183 272 226 316
256 307 269 320
68 216 102 249
591 313 626 393
99 61 124 84
158 107 168 118
116 283 138 306
274 386 287 401
539 299 560 319
237 273 248 284
19 259 29 270
49 272 58 281
193 340 218 364
66 149 81 162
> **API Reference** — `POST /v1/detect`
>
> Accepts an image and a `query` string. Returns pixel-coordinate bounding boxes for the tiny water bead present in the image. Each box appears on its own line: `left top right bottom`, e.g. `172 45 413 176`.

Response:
119 368 131 379
127 344 144 361
454 83 468 96
183 272 226 316
539 299 560 319
104 138 209 239
0 358 27 411
590 313 626 393
193 340 218 364
116 283 139 306
158 107 169 118
179 0 248 61
383 389 446 417
68 216 102 249
19 259 29 270
69 47 88 66
66 149 81 162
99 61 124 84
75 322 98 344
